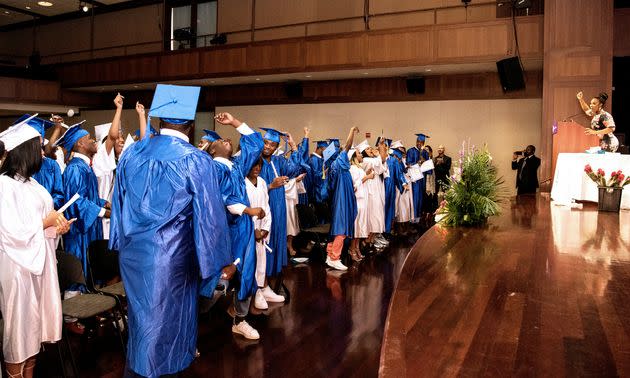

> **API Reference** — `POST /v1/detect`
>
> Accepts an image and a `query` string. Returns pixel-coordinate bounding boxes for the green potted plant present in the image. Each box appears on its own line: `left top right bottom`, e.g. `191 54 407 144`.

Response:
436 141 506 226
584 165 629 212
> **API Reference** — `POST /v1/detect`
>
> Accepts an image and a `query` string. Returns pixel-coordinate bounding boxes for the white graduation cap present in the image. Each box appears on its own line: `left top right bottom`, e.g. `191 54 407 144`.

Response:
0 114 40 151
390 140 404 149
356 139 370 154
347 148 357 159
94 123 112 144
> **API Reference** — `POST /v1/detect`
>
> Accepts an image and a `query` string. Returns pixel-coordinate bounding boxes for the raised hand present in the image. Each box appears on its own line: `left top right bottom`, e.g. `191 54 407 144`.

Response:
50 115 64 126
576 91 583 100
351 126 360 134
114 93 124 109
303 127 310 138
214 112 241 127
135 102 145 116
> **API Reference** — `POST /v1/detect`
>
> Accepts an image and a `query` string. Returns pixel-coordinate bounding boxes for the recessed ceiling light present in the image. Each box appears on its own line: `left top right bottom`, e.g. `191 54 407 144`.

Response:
26 6 31 9
133 85 139 89
255 78 260 81
425 68 432 72
305 75 312 78
362 72 369 75
38 1 53 7
4 11 9 14
210 80 215 84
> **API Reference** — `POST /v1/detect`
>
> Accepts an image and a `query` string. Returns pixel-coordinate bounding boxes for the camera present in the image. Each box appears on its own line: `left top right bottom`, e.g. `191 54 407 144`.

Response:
514 151 523 156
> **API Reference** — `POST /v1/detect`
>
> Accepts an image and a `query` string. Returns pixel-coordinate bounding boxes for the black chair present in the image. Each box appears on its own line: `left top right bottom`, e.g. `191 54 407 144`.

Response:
295 204 331 261
57 252 125 376
87 240 126 300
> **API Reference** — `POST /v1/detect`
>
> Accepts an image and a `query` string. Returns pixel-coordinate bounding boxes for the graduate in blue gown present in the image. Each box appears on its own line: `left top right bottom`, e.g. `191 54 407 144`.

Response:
325 126 359 271
258 128 305 283
297 138 311 205
406 133 429 220
109 85 233 377
308 140 330 213
55 121 108 277
12 114 65 210
199 113 265 340
385 148 409 233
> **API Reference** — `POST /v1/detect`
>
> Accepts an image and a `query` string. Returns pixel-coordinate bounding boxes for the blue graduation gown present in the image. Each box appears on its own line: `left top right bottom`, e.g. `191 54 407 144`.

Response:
207 132 263 301
33 157 64 210
297 140 310 205
308 154 328 204
259 141 304 276
384 156 406 233
62 157 105 276
329 152 357 237
108 135 232 378
406 146 423 218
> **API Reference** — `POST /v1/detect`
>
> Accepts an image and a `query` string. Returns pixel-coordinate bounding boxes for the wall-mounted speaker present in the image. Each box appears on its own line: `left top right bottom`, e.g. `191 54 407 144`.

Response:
285 81 303 99
406 77 425 94
496 57 525 92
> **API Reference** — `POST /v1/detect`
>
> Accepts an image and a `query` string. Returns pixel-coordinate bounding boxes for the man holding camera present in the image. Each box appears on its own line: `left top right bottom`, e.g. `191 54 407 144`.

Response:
512 145 540 195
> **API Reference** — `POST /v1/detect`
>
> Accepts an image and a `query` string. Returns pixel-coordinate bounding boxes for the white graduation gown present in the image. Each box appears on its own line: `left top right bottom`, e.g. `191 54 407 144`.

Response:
362 156 387 234
0 175 62 364
285 178 300 237
92 142 117 239
246 177 272 287
396 174 415 223
350 165 369 238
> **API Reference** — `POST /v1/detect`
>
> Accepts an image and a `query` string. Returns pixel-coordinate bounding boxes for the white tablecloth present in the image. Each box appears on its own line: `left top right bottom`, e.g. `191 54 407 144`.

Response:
551 153 630 209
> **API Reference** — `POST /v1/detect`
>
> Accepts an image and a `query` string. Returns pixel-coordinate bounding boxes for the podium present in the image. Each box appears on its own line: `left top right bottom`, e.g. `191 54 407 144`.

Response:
551 120 599 179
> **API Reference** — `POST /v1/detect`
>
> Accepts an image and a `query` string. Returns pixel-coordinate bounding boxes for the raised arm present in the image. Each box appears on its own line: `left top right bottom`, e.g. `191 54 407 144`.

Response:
136 102 147 139
344 126 359 152
45 115 65 156
576 91 591 116
107 93 124 154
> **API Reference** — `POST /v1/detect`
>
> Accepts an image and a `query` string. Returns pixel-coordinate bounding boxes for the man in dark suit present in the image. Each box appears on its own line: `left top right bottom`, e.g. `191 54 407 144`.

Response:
433 145 452 192
511 145 540 195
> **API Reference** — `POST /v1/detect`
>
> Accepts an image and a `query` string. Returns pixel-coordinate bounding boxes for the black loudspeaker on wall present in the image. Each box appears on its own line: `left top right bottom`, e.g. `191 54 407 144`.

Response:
496 57 525 92
406 77 425 94
285 81 303 98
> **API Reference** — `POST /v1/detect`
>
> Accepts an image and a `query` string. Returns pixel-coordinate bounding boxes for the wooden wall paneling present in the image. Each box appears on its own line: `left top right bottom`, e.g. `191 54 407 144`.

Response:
367 29 433 64
435 22 511 62
200 47 248 74
253 25 306 41
436 7 467 24
370 0 443 14
16 80 60 102
465 3 496 23
124 56 159 82
225 31 253 45
0 77 18 99
515 16 544 56
254 0 363 29
218 0 253 33
305 35 364 68
93 48 126 60
542 0 614 185
368 11 435 30
614 8 630 56
246 40 304 71
306 19 365 36
158 51 200 78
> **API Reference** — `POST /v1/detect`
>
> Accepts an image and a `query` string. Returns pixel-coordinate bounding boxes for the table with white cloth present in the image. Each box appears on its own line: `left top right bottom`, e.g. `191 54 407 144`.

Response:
551 153 630 209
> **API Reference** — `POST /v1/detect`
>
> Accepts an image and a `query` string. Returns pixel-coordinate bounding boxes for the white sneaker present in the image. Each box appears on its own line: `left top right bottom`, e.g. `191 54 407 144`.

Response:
262 286 285 303
232 320 260 340
254 289 269 310
326 257 348 271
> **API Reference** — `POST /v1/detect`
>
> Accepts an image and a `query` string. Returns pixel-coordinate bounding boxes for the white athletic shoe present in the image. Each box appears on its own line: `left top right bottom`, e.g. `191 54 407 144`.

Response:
232 320 260 340
326 257 348 271
254 289 269 310
261 286 285 303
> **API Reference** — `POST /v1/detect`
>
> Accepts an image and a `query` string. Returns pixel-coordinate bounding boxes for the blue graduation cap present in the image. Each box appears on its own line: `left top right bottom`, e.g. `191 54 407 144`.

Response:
391 149 403 159
201 129 222 143
384 138 392 147
415 133 430 142
148 84 200 125
54 121 88 152
133 126 159 137
260 127 286 144
327 138 340 148
323 142 338 163
14 114 54 138
314 140 329 149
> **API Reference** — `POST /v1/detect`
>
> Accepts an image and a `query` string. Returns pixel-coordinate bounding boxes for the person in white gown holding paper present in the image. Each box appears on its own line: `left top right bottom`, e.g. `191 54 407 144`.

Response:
0 120 72 378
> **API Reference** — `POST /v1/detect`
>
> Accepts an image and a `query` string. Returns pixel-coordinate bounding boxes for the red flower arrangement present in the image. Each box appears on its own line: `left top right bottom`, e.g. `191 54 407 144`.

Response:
584 164 630 188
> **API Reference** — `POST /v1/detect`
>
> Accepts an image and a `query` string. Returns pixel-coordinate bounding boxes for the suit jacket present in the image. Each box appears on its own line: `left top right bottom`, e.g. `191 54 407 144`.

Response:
433 154 452 187
512 155 540 194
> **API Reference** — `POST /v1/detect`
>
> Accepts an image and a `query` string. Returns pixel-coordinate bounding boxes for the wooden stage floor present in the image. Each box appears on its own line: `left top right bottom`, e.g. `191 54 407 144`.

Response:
380 194 630 377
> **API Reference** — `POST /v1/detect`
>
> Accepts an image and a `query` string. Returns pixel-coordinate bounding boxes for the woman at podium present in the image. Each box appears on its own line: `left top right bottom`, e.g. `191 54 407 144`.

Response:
576 91 618 152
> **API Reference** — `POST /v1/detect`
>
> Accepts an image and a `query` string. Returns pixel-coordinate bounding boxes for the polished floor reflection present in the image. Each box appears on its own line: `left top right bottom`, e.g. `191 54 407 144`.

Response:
35 231 422 377
380 194 630 377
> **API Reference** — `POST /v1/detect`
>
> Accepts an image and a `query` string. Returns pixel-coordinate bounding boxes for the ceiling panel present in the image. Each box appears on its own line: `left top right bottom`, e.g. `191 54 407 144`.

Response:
0 8 33 26
0 0 138 24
